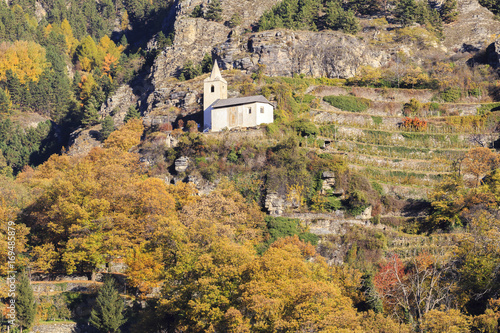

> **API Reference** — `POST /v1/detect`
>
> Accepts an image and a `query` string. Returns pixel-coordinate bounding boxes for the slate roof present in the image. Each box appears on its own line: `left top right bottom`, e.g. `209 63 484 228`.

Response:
212 95 273 109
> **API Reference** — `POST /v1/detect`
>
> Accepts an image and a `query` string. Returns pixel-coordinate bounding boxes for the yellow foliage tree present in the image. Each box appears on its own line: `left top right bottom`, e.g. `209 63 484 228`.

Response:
59 19 78 55
96 36 124 75
0 41 49 83
78 73 97 102
120 10 129 30
421 307 471 333
104 119 144 151
462 147 500 187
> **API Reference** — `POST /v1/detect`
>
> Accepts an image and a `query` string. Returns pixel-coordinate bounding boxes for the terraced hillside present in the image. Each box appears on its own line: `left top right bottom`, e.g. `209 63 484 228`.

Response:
308 85 500 199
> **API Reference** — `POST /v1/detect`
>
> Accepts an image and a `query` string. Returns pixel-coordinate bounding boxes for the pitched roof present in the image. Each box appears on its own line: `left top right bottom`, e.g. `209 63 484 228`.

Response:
204 61 227 83
212 95 273 109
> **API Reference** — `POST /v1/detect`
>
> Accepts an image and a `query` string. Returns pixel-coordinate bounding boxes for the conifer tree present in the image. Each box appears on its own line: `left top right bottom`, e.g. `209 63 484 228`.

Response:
15 272 36 333
440 0 458 23
201 53 213 73
205 0 223 22
89 277 126 333
100 115 114 140
82 96 100 126
0 88 12 114
395 0 418 26
124 105 140 122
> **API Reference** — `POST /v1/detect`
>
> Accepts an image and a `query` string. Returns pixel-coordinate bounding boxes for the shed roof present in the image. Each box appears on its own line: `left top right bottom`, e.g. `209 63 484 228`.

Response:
212 95 273 109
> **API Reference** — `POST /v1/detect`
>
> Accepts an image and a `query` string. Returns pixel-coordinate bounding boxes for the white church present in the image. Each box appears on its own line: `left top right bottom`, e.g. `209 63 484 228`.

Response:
203 62 274 132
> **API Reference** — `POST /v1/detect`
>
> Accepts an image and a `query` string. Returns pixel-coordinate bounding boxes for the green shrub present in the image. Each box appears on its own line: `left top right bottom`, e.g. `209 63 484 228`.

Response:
371 116 383 126
371 181 384 196
292 119 319 137
227 149 239 163
323 95 371 112
370 214 381 225
439 87 461 102
344 190 369 216
260 216 318 253
298 232 319 245
325 196 342 211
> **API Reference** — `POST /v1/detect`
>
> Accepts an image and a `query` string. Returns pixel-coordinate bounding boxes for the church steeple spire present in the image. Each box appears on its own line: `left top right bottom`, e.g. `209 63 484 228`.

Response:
210 60 223 80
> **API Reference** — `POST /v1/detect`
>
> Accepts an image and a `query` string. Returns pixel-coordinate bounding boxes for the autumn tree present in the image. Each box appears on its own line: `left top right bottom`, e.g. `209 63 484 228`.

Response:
374 252 455 328
454 212 500 315
0 41 49 84
421 307 471 332
462 147 500 187
238 237 362 332
104 118 143 151
20 128 178 277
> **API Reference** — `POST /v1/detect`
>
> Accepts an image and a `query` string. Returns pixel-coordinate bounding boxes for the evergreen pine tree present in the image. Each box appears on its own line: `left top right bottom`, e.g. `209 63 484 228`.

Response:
124 105 140 122
5 70 23 107
81 96 100 126
15 272 36 333
100 115 114 141
339 9 360 34
190 4 204 18
201 53 213 73
440 0 458 23
395 0 418 26
0 88 12 114
205 0 223 22
89 277 126 333
119 34 128 47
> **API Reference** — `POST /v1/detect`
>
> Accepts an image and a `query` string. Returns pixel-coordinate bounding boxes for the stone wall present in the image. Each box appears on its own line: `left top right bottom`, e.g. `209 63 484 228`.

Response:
281 212 386 236
31 281 100 294
31 322 98 333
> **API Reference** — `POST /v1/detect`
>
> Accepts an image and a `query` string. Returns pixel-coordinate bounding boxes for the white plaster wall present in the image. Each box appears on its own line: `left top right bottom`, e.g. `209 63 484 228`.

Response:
241 103 257 127
256 103 274 125
210 103 273 132
212 107 229 131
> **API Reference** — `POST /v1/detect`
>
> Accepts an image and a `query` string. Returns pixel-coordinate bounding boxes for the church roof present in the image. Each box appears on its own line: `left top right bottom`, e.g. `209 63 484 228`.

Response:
204 61 227 83
212 95 274 109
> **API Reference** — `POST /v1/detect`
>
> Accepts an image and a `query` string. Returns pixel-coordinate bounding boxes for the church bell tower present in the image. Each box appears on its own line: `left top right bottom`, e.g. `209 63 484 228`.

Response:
203 61 227 111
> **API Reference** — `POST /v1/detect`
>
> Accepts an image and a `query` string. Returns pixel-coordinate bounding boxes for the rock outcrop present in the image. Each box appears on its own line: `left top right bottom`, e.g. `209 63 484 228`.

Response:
175 156 190 173
99 85 138 126
66 126 102 157
443 0 500 51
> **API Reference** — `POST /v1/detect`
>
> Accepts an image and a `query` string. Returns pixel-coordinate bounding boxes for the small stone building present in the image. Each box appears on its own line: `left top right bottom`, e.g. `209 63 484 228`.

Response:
203 62 274 132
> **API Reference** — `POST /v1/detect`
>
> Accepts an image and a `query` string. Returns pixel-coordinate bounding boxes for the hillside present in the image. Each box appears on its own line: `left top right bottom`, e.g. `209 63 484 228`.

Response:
1 0 500 332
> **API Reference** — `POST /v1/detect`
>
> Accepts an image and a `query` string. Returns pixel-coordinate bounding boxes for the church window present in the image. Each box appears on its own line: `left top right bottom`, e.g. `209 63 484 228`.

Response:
260 107 264 113
248 107 252 114
211 85 215 92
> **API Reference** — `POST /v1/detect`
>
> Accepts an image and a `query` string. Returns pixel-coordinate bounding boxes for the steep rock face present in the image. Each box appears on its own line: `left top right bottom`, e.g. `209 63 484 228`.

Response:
443 0 500 51
174 0 281 29
244 30 389 78
99 85 138 126
153 18 231 86
66 126 102 157
152 0 281 85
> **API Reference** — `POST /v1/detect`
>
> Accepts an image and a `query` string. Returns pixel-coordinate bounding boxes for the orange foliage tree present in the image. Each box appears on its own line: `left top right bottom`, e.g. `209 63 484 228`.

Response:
402 116 427 131
462 147 500 187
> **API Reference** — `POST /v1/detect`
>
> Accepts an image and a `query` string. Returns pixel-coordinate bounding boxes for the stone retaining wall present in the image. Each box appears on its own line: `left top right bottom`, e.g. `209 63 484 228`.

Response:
31 322 97 333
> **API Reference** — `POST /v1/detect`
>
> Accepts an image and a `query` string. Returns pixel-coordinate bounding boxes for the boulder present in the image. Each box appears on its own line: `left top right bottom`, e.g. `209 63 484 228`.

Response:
175 156 190 173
